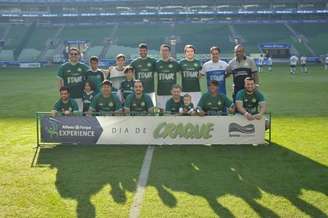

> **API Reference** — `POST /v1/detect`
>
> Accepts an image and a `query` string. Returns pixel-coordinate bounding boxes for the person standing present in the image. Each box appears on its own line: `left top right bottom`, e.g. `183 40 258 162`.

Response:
57 47 88 111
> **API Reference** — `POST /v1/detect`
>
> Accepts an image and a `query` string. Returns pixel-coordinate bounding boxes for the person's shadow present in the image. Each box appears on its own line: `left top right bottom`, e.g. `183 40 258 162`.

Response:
147 143 328 218
36 143 328 218
37 145 146 218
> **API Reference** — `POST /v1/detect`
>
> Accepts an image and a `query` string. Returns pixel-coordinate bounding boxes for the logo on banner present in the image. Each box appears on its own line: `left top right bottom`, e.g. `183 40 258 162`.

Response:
41 116 103 144
228 123 255 137
153 122 214 139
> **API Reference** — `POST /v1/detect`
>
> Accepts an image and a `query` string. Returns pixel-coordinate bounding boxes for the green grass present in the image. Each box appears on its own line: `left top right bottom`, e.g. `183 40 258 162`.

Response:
0 64 327 217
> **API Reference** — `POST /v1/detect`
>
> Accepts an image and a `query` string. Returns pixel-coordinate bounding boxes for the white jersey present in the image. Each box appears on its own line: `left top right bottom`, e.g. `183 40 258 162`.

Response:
267 57 272 66
300 56 307 65
290 56 299 66
325 57 328 64
201 60 228 95
258 56 264 66
109 66 125 90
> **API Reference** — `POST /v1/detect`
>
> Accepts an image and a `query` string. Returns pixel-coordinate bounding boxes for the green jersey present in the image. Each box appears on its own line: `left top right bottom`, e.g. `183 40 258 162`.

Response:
130 57 156 93
179 59 202 92
57 62 89 98
82 90 95 112
165 96 184 114
120 79 135 100
155 59 180 96
235 89 265 115
86 69 104 93
53 98 79 113
89 93 122 113
197 92 233 115
124 93 153 113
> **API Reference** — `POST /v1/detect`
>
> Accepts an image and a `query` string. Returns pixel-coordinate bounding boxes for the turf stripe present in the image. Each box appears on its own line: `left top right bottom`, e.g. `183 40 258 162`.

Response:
129 146 155 218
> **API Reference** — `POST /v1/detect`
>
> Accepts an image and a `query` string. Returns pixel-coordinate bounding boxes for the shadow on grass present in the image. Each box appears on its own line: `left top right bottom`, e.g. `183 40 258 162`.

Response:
148 143 328 217
37 145 146 218
36 143 328 218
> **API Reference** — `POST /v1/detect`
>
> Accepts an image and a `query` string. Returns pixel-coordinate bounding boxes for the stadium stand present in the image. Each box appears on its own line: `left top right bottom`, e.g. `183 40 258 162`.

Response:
233 23 311 55
291 23 328 55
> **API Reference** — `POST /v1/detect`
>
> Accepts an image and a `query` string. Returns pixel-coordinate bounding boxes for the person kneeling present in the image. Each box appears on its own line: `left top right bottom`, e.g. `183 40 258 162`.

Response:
87 80 122 116
196 80 234 116
51 86 79 116
235 77 267 121
124 80 154 116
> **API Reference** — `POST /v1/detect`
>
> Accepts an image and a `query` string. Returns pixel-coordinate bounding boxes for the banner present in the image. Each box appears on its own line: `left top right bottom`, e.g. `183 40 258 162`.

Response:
19 63 41 68
40 115 265 145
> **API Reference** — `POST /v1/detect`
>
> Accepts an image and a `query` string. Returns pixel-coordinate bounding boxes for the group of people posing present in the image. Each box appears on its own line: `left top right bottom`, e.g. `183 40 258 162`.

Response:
52 43 267 120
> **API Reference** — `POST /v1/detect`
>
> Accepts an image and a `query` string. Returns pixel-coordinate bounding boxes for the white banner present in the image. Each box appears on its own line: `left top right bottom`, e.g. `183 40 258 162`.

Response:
19 63 41 68
95 115 265 145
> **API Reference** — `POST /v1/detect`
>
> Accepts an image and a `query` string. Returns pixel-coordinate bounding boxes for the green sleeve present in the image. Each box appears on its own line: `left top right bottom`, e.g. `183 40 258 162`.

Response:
224 95 233 108
165 99 171 112
130 59 137 69
124 94 133 109
53 100 61 112
114 95 122 111
145 95 154 109
197 95 205 110
257 91 265 102
235 90 244 102
71 99 79 112
57 65 64 79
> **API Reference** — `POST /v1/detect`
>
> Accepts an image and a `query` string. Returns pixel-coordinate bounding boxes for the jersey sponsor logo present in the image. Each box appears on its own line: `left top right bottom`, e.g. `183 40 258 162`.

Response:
138 72 153 79
67 76 83 84
158 73 175 81
209 74 224 82
183 71 198 78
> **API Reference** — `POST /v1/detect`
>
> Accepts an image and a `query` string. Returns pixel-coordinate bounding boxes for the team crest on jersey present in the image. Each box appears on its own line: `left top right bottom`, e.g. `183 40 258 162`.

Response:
77 68 82 72
138 64 142 68
217 101 222 106
133 103 137 107
69 107 72 111
168 64 173 68
208 102 212 105
252 98 256 103
141 102 145 106
67 70 71 73
109 102 114 107
147 63 152 67
194 63 199 67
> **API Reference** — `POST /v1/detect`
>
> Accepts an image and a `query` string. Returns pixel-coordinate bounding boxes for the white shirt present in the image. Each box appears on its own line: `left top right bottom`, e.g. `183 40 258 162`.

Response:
267 57 272 65
109 66 125 89
290 56 299 65
325 57 328 64
201 60 228 94
258 56 264 65
300 56 307 65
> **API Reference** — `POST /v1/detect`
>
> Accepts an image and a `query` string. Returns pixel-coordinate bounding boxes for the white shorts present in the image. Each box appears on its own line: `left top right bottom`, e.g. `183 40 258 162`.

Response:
181 92 202 106
156 95 171 110
73 98 83 112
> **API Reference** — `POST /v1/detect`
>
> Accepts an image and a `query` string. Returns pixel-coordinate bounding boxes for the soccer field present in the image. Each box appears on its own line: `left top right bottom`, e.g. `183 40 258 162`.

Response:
0 65 327 218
